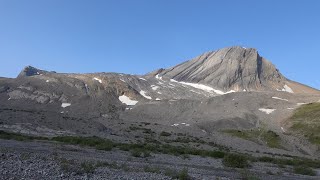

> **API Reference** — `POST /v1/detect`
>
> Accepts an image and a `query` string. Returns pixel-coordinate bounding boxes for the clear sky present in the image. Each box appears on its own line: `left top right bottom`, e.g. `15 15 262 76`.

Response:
0 0 319 89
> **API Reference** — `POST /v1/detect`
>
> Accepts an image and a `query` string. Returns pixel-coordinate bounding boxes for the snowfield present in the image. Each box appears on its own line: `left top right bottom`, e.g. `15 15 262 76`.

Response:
139 90 152 99
93 77 102 83
174 81 235 95
155 74 163 81
119 95 138 105
151 85 159 91
139 78 147 81
277 85 294 93
61 103 71 108
259 108 276 114
272 97 289 101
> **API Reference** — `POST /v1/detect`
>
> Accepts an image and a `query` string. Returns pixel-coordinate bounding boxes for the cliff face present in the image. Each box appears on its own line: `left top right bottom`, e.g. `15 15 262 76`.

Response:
157 46 287 91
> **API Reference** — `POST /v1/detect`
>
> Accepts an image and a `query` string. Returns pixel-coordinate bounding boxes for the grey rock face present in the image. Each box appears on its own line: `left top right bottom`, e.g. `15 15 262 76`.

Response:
156 46 286 91
17 66 52 78
0 86 9 93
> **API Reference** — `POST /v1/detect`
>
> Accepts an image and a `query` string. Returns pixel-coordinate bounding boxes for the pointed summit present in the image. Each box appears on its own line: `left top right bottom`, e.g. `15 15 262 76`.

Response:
155 46 317 93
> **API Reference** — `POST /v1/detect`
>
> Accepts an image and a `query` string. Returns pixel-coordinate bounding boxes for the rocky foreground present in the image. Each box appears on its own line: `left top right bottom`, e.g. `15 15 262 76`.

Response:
0 138 319 180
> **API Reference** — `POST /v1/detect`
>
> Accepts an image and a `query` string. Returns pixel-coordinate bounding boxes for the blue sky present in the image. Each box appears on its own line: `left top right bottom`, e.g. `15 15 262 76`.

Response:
0 0 319 89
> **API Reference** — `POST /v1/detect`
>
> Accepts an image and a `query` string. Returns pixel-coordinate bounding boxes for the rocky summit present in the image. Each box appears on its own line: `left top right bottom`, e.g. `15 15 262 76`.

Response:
1 46 320 179
155 46 318 93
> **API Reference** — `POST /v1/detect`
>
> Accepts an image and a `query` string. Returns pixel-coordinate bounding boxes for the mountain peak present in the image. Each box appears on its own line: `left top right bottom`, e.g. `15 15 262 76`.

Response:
157 46 287 92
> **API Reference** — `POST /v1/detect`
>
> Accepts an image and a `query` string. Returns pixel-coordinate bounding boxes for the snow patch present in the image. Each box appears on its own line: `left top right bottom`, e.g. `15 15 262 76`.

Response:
120 79 126 82
157 92 162 94
281 127 286 133
139 78 147 81
140 90 152 99
272 97 289 102
259 108 276 114
125 107 133 110
151 85 159 90
179 81 219 93
225 90 236 94
283 85 294 93
93 77 102 83
155 74 163 80
280 85 294 93
170 79 178 83
46 80 50 83
175 81 235 95
119 95 138 106
61 103 71 108
156 98 161 101
297 103 307 105
287 108 295 110
171 123 190 127
8 97 11 100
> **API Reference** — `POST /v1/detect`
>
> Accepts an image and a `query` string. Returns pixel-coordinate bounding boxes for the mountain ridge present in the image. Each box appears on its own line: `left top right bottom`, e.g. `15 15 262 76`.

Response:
15 46 320 94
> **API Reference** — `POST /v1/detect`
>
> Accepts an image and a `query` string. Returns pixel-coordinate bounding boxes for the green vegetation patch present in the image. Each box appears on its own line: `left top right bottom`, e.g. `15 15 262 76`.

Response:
223 153 249 168
288 103 320 145
223 129 283 149
52 136 115 151
293 166 316 176
0 130 48 141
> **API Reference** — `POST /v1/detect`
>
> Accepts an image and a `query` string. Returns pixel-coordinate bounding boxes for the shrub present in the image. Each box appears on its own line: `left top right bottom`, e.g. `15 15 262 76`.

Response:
223 153 249 168
258 156 275 163
206 151 225 158
143 151 151 158
144 166 161 173
80 161 96 174
239 169 260 180
164 168 179 179
293 166 316 176
160 131 172 137
164 168 190 179
96 143 113 151
131 149 143 157
178 168 190 180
